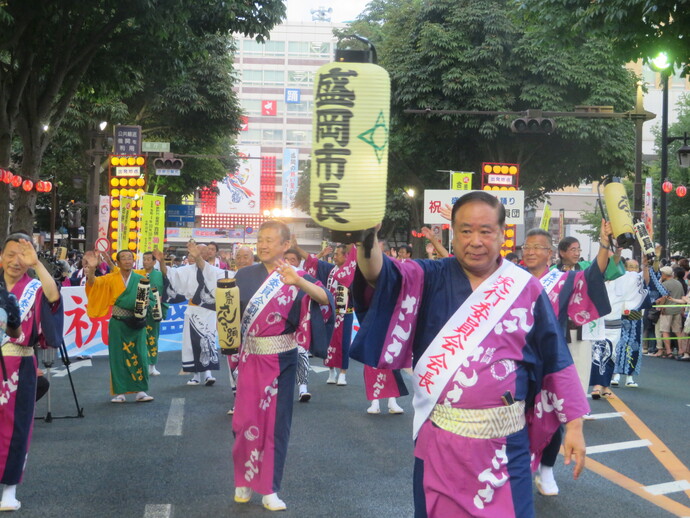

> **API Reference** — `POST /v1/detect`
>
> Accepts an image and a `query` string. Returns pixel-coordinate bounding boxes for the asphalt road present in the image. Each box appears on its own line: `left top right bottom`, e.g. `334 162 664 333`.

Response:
14 350 690 518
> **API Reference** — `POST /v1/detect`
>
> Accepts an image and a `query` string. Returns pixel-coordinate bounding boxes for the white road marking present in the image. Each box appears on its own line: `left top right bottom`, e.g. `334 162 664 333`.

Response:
50 360 92 377
164 398 185 436
644 480 690 495
586 439 652 455
144 504 171 518
310 365 329 374
588 412 625 420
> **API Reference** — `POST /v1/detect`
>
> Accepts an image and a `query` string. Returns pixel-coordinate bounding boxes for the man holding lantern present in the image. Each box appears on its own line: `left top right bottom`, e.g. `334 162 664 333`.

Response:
84 250 155 403
351 191 587 518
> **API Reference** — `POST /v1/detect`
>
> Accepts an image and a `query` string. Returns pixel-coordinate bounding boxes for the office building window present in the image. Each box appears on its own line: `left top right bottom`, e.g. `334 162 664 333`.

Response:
243 69 285 85
288 41 331 57
287 70 314 86
286 129 311 145
240 99 262 115
286 100 313 115
239 129 261 144
262 129 284 143
242 39 285 56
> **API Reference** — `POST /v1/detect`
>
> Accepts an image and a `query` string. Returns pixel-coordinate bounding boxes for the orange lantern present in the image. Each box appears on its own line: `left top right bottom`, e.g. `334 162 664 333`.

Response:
22 179 33 191
677 185 687 197
11 176 22 188
662 180 673 193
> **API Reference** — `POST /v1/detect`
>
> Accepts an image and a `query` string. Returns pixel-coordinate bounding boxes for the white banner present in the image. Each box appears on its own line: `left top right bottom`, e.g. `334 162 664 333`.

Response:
423 189 524 225
282 148 299 211
216 145 261 214
98 195 111 241
644 177 654 240
61 286 186 357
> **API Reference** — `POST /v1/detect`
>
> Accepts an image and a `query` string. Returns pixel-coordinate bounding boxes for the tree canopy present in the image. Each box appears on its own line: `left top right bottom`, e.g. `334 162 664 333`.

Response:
0 0 285 241
341 0 637 209
518 0 690 77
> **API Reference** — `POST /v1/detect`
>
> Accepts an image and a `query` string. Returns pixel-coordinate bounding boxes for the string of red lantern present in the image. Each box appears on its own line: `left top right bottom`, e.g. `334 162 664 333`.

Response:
662 180 687 197
0 169 52 192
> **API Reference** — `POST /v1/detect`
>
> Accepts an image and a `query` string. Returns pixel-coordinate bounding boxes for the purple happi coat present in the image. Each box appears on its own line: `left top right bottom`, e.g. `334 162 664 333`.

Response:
0 273 62 485
232 263 333 495
351 257 588 518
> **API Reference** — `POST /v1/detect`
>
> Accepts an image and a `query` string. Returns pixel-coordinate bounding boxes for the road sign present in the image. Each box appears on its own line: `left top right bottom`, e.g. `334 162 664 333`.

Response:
95 238 110 252
155 169 181 176
142 141 171 152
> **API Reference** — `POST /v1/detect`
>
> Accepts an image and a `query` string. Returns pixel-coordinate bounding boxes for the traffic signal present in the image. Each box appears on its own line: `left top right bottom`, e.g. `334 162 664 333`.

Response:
153 157 184 170
510 117 555 134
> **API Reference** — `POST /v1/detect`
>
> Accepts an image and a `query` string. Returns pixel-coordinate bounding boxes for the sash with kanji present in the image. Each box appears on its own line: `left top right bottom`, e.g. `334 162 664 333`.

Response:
412 261 531 438
240 269 284 341
539 268 564 297
2 278 41 346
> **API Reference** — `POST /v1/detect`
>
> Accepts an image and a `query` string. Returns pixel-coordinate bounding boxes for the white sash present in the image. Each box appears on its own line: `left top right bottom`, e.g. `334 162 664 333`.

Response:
412 261 531 438
241 269 284 341
540 268 565 296
2 278 41 345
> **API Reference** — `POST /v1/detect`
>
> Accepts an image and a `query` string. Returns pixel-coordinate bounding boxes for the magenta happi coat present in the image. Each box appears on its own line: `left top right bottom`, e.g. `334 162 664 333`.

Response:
0 274 62 485
351 257 588 518
232 264 333 495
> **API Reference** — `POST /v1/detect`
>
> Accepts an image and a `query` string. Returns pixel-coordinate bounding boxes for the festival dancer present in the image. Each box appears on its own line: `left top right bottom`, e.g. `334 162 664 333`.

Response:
351 192 588 518
85 250 155 403
232 220 334 512
521 223 614 496
0 233 62 511
156 241 226 386
135 251 169 376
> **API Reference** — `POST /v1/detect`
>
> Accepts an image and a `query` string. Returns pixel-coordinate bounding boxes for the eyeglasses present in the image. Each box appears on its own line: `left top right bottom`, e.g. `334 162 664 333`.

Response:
522 245 551 251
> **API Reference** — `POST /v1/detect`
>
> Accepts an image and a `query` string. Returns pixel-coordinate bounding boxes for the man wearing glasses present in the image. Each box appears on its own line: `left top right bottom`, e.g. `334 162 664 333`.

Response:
522 220 620 497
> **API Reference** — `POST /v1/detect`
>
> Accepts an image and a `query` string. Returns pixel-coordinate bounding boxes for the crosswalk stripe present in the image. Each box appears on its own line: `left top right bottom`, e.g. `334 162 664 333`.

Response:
164 398 185 436
644 480 690 496
144 504 171 518
586 439 651 455
588 412 625 420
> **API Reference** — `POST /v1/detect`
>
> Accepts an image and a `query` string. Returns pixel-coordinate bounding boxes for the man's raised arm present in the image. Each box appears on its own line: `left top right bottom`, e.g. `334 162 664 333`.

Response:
357 227 384 287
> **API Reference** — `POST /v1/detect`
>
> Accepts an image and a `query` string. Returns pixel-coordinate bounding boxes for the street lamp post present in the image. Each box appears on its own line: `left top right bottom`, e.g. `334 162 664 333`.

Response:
85 122 108 248
659 71 670 259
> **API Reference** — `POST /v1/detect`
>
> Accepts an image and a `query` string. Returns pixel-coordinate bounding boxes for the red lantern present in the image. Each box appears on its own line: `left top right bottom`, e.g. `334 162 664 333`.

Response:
1 170 8 184
677 185 687 197
0 170 5 183
22 179 33 191
36 181 44 192
662 180 673 193
44 181 52 192
11 175 21 188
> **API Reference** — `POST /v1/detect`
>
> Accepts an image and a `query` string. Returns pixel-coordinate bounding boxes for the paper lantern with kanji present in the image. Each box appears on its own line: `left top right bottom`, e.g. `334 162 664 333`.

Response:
603 178 635 248
310 62 390 236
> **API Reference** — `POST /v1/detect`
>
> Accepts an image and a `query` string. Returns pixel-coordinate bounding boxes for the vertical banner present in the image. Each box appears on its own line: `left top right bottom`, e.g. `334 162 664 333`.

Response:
644 176 654 240
539 202 552 231
282 148 299 210
558 208 565 242
216 145 261 214
98 195 111 240
118 196 135 252
139 194 166 255
451 172 473 190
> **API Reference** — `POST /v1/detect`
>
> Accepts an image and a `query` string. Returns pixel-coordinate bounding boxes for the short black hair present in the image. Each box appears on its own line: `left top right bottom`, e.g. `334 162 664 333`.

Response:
284 248 300 258
557 237 579 255
398 244 413 255
116 250 134 262
451 192 505 227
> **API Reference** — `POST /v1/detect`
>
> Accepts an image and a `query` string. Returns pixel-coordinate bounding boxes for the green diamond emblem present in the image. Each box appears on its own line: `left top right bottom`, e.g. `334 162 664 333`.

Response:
357 111 389 163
